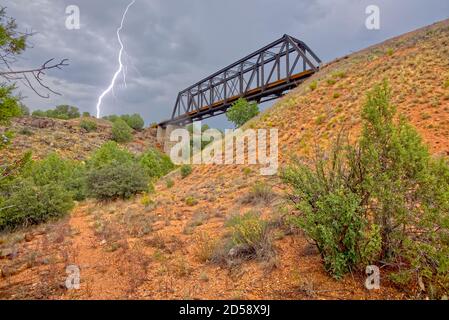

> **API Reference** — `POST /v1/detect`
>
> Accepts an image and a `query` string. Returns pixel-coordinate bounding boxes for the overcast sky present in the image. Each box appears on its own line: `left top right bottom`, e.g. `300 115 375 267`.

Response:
3 0 449 128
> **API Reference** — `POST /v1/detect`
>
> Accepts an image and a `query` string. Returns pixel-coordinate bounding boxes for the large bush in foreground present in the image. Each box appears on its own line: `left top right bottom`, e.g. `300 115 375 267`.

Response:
24 153 87 201
0 9 77 231
0 179 74 230
86 142 147 200
283 81 449 297
86 142 175 200
87 141 135 169
87 161 148 200
0 153 83 231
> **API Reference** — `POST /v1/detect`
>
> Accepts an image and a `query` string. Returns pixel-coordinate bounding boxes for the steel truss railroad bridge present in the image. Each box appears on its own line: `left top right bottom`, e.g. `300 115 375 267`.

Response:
159 34 321 127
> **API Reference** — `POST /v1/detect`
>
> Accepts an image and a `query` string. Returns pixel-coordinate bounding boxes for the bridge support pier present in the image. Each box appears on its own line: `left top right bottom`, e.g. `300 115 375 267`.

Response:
163 124 183 154
156 124 185 155
156 125 166 144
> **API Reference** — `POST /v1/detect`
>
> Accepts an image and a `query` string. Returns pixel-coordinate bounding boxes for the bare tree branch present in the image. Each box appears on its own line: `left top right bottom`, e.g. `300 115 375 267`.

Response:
0 58 69 97
0 58 68 76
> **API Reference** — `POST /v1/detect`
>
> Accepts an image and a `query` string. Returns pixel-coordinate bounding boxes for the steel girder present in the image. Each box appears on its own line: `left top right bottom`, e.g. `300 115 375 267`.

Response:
159 34 321 127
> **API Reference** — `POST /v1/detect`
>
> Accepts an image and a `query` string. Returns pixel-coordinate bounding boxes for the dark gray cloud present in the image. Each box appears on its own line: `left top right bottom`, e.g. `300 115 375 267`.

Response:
3 0 449 128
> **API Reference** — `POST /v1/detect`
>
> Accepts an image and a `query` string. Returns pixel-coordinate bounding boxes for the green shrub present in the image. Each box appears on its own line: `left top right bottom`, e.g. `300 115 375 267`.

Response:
242 167 252 176
26 153 73 185
103 114 119 122
0 179 74 231
65 164 88 201
283 177 371 278
186 123 215 153
226 98 259 128
185 196 198 206
0 152 32 195
80 119 97 132
139 147 175 179
31 110 46 117
82 112 91 117
85 142 168 200
332 71 346 79
283 81 449 296
166 179 174 188
444 78 449 89
87 141 134 169
180 164 192 178
32 105 80 120
111 118 133 143
0 152 32 226
87 161 148 200
121 114 144 130
0 85 21 124
23 153 88 201
103 114 144 130
140 193 155 207
309 80 318 91
315 114 326 125
52 105 80 119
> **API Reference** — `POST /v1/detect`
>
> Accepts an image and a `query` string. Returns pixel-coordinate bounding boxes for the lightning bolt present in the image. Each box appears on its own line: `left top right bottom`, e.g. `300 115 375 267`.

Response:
95 0 136 118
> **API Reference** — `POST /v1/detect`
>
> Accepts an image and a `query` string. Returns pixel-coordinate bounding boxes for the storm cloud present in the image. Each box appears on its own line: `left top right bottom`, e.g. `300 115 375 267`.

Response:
3 0 449 128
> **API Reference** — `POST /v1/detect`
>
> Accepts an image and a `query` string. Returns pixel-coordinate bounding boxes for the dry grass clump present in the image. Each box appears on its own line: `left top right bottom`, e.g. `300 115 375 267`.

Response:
121 210 154 237
194 232 219 262
239 182 275 205
183 210 209 235
145 232 167 250
208 211 276 267
170 255 191 277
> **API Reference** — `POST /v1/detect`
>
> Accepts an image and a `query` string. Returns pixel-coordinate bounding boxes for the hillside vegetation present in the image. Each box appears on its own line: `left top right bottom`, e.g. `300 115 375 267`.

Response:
1 19 449 300
0 116 159 161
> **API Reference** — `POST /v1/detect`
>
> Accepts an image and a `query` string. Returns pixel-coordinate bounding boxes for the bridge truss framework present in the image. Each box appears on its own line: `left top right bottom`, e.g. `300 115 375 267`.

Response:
159 34 321 127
